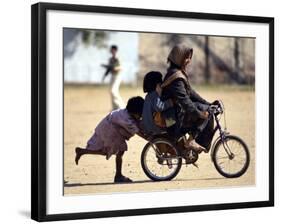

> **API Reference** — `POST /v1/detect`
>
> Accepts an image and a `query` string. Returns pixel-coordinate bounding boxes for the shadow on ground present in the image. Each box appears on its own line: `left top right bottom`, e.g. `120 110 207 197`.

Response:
64 177 224 187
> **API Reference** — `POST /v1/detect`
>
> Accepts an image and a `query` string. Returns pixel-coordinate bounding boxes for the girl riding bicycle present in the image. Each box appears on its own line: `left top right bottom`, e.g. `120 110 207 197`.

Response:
161 45 217 152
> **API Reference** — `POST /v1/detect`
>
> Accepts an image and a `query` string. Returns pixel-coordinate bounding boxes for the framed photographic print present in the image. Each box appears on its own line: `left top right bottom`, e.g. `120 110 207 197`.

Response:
31 2 274 222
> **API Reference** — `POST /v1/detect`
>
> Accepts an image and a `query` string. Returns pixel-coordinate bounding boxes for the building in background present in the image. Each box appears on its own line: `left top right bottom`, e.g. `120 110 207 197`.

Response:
64 29 139 85
64 29 255 86
138 33 255 85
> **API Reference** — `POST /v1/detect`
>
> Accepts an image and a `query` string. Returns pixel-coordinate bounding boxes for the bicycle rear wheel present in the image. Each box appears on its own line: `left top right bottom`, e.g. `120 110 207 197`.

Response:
212 135 250 178
141 138 182 181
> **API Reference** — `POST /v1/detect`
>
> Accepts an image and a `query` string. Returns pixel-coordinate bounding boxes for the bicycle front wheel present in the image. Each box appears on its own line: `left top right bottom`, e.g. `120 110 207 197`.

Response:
212 135 250 178
141 138 182 181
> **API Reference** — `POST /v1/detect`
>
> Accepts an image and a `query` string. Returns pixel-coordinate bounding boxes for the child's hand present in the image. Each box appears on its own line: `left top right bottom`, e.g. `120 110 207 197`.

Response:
156 84 162 96
200 111 209 119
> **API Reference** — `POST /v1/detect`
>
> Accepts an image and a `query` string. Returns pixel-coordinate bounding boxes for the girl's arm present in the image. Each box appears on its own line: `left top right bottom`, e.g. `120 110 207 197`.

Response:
190 88 210 105
111 110 139 136
136 131 150 141
121 122 139 136
170 80 205 118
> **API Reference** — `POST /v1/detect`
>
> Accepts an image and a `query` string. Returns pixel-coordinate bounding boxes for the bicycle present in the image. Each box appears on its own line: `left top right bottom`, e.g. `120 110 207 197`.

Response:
140 101 250 181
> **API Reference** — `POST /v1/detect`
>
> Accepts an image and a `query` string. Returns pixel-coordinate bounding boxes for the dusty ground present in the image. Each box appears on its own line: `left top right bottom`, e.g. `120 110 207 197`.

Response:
64 85 255 195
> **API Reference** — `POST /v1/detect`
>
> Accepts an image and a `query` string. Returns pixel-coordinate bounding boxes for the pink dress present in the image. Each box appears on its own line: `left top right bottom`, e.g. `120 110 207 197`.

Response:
86 109 139 159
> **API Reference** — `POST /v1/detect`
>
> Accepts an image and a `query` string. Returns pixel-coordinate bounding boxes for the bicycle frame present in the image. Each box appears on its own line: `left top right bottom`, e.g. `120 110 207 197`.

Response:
210 113 233 161
141 102 250 181
148 102 234 161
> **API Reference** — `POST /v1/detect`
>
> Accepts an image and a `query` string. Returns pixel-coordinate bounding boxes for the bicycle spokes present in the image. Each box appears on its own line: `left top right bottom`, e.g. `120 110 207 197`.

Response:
213 135 250 178
141 139 182 181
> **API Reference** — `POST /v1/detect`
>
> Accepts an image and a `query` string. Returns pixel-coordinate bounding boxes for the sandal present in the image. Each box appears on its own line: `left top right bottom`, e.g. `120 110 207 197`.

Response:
184 140 207 153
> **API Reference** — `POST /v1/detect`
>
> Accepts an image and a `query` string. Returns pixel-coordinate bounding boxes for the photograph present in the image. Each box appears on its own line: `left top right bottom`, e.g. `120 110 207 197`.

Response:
63 28 255 195
31 2 274 221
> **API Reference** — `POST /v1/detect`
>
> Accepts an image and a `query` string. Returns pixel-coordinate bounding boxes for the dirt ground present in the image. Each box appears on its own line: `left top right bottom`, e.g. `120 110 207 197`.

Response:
64 85 255 195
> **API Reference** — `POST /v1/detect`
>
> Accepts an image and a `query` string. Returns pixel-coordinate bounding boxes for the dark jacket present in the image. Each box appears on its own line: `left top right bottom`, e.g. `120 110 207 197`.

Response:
161 65 214 150
161 66 210 127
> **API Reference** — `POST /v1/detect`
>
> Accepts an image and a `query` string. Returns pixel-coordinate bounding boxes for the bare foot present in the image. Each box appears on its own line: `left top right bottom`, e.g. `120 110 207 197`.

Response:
184 140 207 153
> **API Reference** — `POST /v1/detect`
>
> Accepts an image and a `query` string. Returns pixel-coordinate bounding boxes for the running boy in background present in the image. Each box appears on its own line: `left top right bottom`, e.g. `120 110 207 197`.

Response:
75 96 144 183
101 45 124 110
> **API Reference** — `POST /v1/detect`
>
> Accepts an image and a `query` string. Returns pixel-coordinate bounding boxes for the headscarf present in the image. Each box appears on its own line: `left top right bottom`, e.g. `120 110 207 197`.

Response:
167 45 193 68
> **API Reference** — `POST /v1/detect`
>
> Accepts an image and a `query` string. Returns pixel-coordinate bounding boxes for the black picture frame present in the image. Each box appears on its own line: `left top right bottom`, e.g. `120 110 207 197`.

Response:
31 2 274 222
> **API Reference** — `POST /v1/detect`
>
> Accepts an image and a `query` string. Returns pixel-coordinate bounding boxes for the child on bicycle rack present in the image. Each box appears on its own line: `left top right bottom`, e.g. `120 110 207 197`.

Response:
75 96 144 183
141 71 176 137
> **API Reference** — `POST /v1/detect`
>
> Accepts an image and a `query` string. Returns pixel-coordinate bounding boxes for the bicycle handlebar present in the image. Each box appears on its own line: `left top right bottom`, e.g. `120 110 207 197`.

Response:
208 100 224 115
